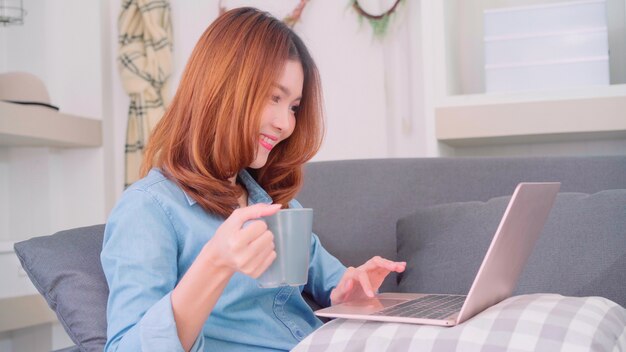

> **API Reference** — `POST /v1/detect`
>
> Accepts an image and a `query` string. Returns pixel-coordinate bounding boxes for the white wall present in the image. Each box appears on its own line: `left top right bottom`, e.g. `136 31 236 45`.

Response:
1 0 107 349
6 0 620 236
0 0 107 242
4 1 624 236
107 0 428 203
0 29 6 72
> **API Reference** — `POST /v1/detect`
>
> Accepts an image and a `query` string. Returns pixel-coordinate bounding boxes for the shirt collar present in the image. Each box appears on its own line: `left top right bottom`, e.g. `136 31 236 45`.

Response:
183 191 196 206
183 169 273 206
237 168 273 205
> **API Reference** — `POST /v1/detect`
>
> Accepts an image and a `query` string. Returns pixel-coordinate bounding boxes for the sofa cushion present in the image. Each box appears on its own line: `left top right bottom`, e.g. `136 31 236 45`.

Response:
13 225 107 352
396 190 626 308
293 294 626 351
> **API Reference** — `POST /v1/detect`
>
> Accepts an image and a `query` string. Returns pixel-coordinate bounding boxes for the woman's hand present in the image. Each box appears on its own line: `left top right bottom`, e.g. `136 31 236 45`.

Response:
173 202 281 350
330 256 406 305
203 203 282 278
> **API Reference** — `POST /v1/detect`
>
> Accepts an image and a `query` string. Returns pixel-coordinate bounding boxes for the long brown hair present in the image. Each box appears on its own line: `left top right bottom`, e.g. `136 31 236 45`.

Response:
141 7 324 218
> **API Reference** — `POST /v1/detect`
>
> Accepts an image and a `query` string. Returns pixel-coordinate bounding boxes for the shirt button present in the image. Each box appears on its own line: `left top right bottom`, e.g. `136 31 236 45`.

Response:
295 331 304 339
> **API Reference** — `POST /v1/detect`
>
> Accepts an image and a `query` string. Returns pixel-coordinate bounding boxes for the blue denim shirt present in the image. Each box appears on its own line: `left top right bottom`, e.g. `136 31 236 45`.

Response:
101 169 346 351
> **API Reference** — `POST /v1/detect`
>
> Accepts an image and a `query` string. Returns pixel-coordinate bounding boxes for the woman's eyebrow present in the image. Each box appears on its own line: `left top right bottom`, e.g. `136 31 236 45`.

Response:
273 84 302 100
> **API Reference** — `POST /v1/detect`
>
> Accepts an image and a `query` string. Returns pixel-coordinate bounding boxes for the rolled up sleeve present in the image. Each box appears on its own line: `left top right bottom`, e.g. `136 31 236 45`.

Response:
101 189 204 352
304 233 346 307
138 293 204 351
289 199 347 308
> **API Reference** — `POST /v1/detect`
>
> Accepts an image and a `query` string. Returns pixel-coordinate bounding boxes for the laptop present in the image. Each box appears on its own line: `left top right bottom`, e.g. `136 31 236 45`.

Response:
315 182 561 327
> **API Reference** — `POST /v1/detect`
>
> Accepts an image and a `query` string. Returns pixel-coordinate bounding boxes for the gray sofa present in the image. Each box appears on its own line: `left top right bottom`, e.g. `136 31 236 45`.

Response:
13 156 626 351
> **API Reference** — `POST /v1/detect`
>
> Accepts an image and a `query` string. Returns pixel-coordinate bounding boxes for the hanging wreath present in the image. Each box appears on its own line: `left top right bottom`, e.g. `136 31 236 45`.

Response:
283 0 309 28
218 0 309 28
351 0 404 38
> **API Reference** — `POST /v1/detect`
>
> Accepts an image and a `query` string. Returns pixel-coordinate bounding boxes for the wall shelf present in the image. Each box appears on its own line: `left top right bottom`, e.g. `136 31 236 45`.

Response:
0 101 102 147
0 294 57 333
426 0 626 149
435 85 626 147
0 241 14 254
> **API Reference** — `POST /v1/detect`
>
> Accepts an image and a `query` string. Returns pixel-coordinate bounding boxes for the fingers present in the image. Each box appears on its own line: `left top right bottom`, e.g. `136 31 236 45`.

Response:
337 279 354 302
245 229 274 262
238 229 276 276
331 256 408 305
232 240 275 278
209 203 283 277
259 250 278 276
225 203 282 228
238 220 269 245
248 247 277 278
334 265 383 302
333 269 376 302
357 270 375 297
336 267 355 292
331 267 356 304
366 256 406 273
228 204 284 278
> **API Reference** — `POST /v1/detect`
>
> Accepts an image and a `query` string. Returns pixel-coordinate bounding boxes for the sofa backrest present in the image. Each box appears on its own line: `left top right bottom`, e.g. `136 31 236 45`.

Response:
296 156 626 291
13 156 626 350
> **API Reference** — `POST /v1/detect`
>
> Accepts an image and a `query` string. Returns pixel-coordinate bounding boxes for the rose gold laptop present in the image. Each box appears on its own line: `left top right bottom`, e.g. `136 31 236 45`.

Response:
315 182 561 326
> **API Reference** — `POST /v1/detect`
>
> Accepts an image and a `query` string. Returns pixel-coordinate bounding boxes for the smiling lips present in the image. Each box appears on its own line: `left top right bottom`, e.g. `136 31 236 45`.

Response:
259 134 278 151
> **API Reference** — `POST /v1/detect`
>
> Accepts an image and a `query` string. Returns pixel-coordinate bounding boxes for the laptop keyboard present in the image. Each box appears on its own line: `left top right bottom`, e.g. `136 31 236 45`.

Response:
374 294 466 320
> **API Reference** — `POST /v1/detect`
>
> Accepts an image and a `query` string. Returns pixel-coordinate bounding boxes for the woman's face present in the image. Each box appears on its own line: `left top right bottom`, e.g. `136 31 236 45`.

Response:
249 59 304 169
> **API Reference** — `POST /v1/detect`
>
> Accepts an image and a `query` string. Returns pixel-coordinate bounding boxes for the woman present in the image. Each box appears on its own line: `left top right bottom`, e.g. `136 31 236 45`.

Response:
102 7 405 351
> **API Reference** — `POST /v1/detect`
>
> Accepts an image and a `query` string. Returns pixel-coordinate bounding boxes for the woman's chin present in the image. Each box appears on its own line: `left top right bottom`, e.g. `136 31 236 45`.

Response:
248 158 268 169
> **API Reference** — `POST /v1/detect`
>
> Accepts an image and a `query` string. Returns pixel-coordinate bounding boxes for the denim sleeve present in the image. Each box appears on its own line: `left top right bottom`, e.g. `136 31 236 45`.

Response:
101 189 204 352
289 199 347 307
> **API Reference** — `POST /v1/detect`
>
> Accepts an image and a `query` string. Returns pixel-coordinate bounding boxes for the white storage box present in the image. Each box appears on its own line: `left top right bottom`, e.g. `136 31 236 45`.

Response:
484 0 607 37
484 28 609 65
485 57 610 93
483 0 610 93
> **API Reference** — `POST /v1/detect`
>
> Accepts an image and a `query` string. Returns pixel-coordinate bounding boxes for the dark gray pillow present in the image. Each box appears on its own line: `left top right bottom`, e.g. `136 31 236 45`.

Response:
396 190 626 308
13 225 108 352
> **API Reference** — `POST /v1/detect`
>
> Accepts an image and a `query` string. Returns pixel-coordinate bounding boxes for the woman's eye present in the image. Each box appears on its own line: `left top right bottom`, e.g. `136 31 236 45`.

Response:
290 105 300 113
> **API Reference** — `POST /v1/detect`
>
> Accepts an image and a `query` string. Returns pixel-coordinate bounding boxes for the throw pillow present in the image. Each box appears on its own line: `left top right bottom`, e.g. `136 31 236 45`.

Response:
396 190 626 308
293 294 626 351
13 225 108 352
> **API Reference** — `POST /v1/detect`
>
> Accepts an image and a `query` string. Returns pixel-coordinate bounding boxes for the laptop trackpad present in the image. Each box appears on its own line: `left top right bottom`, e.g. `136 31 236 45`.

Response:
328 298 408 315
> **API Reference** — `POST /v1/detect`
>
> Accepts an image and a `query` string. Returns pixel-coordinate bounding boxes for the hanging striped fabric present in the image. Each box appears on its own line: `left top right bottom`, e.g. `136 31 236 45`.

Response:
118 0 173 188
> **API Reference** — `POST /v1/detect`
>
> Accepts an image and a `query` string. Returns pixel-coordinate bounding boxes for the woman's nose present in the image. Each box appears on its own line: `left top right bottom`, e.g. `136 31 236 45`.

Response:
272 107 291 131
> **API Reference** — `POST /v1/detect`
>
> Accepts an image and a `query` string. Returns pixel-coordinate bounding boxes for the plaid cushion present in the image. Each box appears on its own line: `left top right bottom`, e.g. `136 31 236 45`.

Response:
294 294 626 351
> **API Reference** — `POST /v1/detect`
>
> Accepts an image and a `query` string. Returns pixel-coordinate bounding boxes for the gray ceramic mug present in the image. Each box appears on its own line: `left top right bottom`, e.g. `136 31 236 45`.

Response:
257 208 313 288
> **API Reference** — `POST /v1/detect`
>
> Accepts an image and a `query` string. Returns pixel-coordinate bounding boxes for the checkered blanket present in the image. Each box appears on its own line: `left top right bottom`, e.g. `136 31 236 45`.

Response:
293 294 626 352
118 0 172 187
